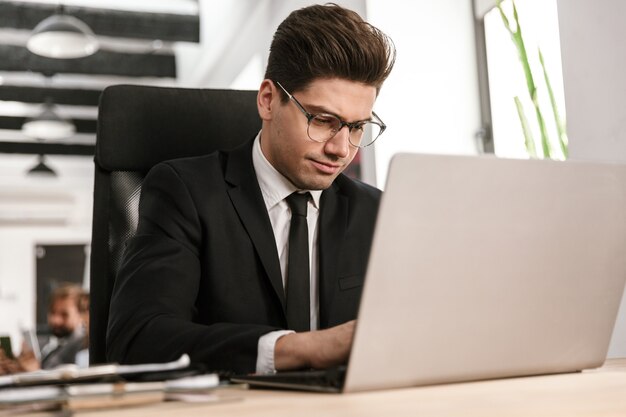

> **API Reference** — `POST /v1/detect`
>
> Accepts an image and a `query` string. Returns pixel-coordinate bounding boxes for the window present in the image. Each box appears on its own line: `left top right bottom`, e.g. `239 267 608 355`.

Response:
483 0 567 160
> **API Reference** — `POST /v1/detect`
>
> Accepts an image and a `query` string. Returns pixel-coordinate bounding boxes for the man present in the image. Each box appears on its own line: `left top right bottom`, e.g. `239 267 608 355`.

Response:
107 4 395 375
75 291 90 367
0 284 88 373
39 284 88 369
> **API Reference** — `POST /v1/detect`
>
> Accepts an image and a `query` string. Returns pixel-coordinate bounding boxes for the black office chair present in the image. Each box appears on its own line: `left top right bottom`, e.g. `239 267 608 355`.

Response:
90 84 261 364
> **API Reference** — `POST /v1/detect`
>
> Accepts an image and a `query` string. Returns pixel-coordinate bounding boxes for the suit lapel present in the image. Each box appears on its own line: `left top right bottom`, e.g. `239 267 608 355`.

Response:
318 182 348 328
224 143 286 312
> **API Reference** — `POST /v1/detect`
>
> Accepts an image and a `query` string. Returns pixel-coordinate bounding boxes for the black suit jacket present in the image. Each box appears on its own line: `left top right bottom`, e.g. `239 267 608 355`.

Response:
107 140 381 374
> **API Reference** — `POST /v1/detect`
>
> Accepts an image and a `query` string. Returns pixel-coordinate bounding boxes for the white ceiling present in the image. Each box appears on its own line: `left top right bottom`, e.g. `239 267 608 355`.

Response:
0 0 366 226
14 0 198 14
0 0 205 224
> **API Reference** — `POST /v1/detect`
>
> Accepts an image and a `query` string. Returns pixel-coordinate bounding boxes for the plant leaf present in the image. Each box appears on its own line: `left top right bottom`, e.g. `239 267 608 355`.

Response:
514 96 537 158
539 48 568 158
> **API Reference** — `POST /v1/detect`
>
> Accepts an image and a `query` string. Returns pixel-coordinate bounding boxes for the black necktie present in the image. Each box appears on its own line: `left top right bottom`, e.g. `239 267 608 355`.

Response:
285 192 311 332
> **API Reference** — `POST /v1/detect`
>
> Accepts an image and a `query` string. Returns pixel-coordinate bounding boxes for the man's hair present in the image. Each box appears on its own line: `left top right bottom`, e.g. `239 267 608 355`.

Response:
78 292 90 315
265 3 396 101
48 283 86 312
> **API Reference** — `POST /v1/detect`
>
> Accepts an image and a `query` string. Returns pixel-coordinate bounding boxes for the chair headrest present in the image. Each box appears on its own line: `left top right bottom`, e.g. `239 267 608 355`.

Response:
96 84 261 172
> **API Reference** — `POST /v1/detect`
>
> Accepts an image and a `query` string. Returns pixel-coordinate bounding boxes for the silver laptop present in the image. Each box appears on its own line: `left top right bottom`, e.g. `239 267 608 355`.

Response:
233 153 626 392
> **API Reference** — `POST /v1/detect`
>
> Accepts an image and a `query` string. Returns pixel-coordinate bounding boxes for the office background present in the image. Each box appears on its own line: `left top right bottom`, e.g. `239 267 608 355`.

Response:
0 0 624 358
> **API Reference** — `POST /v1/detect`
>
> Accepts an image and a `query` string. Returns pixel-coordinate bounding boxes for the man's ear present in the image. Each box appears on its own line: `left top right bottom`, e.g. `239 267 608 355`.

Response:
257 79 276 121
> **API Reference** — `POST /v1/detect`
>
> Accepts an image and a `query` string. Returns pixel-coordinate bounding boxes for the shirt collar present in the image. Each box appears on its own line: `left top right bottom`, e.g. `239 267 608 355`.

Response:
252 132 322 210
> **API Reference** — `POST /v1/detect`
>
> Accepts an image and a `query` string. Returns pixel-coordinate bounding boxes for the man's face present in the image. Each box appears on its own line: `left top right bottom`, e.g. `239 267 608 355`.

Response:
259 77 377 190
47 297 82 338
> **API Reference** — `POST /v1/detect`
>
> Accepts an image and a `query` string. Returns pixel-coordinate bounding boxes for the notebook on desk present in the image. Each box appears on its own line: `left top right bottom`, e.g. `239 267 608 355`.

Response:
232 153 626 393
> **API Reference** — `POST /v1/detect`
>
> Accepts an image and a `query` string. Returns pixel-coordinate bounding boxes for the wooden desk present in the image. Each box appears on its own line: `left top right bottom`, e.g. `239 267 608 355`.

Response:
23 359 626 417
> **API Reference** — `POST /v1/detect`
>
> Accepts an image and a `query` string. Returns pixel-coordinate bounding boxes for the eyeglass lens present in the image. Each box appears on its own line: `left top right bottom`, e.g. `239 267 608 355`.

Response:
307 114 382 147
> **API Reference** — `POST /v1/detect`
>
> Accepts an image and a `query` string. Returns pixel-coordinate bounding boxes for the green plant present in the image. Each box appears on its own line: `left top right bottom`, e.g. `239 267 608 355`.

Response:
496 0 568 159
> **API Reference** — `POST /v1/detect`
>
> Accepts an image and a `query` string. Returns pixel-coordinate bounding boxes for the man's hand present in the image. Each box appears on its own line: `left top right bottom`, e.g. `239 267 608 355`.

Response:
0 348 21 375
0 345 41 375
17 344 40 372
274 320 356 371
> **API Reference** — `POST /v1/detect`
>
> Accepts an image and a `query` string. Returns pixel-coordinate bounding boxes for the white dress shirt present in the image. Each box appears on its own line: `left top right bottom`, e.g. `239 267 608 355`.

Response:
251 132 322 373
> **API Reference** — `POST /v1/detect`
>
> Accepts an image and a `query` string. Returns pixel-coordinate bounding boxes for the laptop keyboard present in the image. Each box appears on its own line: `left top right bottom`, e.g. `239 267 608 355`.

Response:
231 366 346 391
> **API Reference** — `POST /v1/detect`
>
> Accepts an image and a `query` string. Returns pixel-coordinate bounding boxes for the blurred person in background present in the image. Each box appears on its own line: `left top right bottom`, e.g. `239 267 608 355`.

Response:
0 283 89 374
74 291 90 367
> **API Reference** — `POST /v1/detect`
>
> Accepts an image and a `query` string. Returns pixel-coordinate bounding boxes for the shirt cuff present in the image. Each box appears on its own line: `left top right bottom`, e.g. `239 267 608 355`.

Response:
256 330 295 374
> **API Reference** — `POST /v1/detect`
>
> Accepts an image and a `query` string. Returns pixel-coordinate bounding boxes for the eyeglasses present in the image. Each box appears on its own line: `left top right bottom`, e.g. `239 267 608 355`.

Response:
275 81 386 148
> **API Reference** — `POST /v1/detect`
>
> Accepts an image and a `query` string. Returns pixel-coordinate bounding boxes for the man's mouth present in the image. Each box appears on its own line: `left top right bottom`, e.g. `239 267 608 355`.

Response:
310 159 342 175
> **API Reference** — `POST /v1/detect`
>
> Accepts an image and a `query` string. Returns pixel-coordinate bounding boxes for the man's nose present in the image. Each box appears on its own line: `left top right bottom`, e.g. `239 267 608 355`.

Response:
324 126 351 158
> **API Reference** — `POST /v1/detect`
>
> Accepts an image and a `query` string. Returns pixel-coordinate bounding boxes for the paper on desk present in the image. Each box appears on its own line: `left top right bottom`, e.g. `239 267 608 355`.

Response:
0 375 221 411
165 374 219 391
0 354 191 388
164 374 222 403
0 382 166 414
0 385 61 404
0 381 166 405
117 353 190 375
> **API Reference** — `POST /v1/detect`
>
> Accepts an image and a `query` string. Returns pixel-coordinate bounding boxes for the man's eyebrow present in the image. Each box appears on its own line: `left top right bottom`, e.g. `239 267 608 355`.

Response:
301 102 373 123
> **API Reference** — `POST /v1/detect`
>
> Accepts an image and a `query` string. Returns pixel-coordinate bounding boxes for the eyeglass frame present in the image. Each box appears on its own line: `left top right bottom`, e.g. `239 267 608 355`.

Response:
274 81 386 148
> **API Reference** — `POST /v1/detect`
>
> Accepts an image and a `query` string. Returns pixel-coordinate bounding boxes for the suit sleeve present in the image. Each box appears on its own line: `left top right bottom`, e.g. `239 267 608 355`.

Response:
106 162 279 374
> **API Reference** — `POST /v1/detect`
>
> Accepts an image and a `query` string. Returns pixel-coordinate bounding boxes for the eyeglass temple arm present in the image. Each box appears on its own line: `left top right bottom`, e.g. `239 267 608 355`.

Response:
277 80 386 133
275 81 312 119
372 111 387 132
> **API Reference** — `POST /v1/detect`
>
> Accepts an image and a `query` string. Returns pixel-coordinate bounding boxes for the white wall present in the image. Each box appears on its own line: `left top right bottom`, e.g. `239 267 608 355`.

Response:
0 227 91 354
0 155 92 353
180 0 367 89
557 0 626 357
367 0 482 187
181 0 481 187
0 0 482 354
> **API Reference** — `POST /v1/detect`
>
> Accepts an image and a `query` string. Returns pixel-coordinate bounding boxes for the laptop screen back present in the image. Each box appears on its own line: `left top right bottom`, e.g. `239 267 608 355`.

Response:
344 153 626 392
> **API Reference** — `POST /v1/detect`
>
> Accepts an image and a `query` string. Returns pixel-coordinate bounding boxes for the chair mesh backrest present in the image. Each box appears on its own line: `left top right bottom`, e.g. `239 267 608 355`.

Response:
90 84 261 364
108 172 143 275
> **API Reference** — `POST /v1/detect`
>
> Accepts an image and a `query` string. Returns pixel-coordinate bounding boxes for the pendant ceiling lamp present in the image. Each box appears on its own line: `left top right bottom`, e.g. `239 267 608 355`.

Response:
27 155 57 177
27 6 99 59
22 100 76 140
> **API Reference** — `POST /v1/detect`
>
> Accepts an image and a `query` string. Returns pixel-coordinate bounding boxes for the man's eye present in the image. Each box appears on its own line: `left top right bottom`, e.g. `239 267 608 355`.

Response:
312 116 335 126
